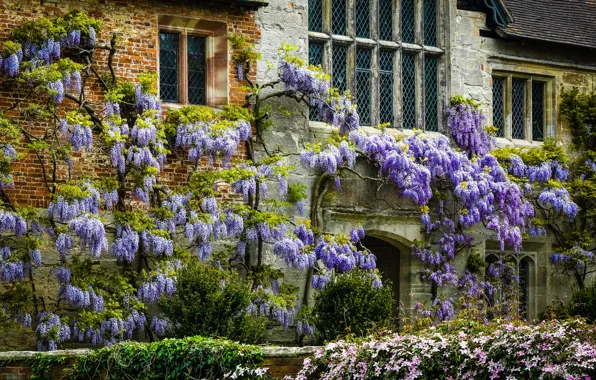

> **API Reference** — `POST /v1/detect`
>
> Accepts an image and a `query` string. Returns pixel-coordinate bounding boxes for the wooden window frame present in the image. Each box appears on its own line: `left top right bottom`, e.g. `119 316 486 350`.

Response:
158 26 213 106
157 16 228 108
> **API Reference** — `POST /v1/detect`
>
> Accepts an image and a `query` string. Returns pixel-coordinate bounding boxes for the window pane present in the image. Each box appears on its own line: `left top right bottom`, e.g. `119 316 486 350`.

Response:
309 0 323 32
331 0 346 35
532 81 545 141
402 0 415 44
309 42 324 66
402 54 416 129
332 45 347 92
356 48 372 125
424 0 437 46
355 0 370 38
159 32 179 103
309 42 324 121
188 35 206 105
424 56 438 131
512 78 526 139
379 50 394 127
379 0 393 41
492 77 505 137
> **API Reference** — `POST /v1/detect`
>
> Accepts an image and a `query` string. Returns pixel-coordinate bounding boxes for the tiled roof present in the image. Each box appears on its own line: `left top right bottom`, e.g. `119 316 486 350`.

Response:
499 0 596 49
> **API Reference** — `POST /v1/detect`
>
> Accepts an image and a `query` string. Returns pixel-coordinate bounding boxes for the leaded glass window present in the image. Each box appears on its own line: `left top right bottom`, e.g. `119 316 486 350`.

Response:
532 81 545 141
309 0 323 32
309 42 324 121
331 0 347 35
378 0 392 41
356 48 372 125
307 0 443 129
402 54 416 129
159 32 179 103
424 56 438 131
332 45 348 93
355 0 370 38
379 50 394 126
512 78 526 140
402 0 415 44
424 0 437 46
492 77 505 137
187 36 206 105
159 31 208 105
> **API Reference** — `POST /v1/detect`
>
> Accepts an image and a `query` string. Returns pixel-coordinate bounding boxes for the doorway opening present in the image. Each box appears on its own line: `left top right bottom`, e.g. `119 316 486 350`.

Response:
361 235 400 315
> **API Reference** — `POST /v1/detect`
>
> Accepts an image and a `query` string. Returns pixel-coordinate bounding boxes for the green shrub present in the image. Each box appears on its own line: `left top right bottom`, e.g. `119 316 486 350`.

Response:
71 336 268 379
540 280 596 323
568 280 596 323
159 262 267 344
312 270 394 343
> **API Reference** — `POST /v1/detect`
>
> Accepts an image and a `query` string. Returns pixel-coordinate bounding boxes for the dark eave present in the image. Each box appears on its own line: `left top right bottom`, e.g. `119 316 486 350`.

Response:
194 0 268 9
483 0 513 27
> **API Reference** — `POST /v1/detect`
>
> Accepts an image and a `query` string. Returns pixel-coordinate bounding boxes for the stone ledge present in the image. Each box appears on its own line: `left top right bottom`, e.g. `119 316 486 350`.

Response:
0 349 90 361
261 346 318 357
0 346 316 359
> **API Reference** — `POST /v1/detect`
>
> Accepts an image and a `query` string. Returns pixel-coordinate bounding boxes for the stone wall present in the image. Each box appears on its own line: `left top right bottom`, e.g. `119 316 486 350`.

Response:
0 346 315 379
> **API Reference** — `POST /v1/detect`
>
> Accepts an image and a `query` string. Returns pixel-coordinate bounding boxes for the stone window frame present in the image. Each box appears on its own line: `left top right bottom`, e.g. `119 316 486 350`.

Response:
490 71 555 144
485 251 537 321
308 0 446 130
157 15 229 108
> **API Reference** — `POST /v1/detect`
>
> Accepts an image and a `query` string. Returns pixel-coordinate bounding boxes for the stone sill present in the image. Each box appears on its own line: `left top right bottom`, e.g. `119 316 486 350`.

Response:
310 122 545 149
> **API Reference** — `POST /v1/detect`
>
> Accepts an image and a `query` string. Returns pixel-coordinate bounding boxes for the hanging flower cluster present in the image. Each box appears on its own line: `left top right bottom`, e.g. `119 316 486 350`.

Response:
176 119 252 166
278 46 359 135
447 101 494 157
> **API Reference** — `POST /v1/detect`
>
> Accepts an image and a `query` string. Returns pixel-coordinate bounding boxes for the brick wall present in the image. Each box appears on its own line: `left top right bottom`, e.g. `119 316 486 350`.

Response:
0 0 259 207
0 347 315 379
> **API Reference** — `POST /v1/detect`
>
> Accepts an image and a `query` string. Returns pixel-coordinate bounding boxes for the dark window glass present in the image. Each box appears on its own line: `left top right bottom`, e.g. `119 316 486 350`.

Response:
402 0 415 43
331 0 347 34
355 0 370 38
309 42 324 121
332 45 348 92
424 56 438 131
512 78 526 139
402 54 416 129
379 50 394 127
532 81 545 141
356 48 372 125
309 0 323 32
378 0 393 41
492 77 505 137
159 32 179 103
187 35 206 105
424 0 437 46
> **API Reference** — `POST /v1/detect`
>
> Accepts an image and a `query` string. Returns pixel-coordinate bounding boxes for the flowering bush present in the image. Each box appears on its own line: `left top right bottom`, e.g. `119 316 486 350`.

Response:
293 319 596 379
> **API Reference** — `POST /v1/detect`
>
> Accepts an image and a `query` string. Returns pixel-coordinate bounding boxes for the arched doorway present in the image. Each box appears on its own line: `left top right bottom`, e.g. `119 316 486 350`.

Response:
361 236 400 315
